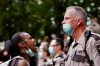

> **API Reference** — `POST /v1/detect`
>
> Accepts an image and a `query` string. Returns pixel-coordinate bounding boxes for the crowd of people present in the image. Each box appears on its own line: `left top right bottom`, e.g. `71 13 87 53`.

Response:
0 6 100 66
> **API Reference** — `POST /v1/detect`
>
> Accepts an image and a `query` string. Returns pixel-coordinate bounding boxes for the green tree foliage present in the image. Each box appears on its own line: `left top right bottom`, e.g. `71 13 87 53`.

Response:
0 0 100 41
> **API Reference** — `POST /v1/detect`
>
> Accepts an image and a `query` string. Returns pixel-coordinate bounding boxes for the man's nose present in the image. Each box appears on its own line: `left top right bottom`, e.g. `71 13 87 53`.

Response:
62 19 66 24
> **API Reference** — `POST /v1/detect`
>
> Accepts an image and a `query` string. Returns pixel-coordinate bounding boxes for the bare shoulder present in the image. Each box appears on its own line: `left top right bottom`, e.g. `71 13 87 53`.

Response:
17 59 29 66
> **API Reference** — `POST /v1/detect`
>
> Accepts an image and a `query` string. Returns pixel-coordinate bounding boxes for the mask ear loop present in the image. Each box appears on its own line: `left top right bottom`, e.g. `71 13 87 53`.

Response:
21 42 35 57
71 19 81 35
20 32 35 57
20 42 28 49
19 32 28 49
19 32 30 53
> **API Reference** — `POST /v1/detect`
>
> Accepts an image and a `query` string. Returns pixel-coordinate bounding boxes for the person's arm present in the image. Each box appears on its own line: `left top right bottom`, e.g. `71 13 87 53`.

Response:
92 40 100 66
87 39 100 66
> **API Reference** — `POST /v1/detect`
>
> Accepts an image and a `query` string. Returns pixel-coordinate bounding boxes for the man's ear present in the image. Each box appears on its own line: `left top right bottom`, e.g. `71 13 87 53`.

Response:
77 19 82 26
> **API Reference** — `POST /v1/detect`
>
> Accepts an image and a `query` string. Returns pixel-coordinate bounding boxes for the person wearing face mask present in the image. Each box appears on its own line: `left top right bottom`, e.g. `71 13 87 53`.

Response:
47 38 66 66
37 46 50 66
62 6 100 66
1 32 37 66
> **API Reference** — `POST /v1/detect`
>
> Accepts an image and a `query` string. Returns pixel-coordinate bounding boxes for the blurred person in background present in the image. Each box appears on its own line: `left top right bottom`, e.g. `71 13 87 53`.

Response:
0 49 10 64
40 41 49 48
63 34 74 55
37 45 50 66
47 38 65 66
0 42 11 64
91 17 100 34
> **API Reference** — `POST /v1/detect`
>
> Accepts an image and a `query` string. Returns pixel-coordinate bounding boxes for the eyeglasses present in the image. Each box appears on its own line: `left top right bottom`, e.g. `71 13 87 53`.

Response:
52 44 59 47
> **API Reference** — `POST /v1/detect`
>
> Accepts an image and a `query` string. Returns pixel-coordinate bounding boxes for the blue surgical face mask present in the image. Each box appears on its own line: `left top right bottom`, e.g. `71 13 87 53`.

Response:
22 43 35 57
26 48 35 57
38 52 43 59
63 24 73 36
48 46 55 55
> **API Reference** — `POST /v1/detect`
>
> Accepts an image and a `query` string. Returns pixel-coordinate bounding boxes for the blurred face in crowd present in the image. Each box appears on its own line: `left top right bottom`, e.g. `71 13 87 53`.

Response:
38 46 47 59
40 41 48 48
49 40 61 55
91 18 100 34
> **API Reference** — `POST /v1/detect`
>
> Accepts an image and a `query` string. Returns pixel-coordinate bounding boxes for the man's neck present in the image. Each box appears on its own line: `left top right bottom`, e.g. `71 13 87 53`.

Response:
72 25 86 42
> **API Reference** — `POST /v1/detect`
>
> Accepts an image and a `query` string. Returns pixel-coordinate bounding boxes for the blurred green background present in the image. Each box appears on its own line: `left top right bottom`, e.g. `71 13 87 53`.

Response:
0 0 100 42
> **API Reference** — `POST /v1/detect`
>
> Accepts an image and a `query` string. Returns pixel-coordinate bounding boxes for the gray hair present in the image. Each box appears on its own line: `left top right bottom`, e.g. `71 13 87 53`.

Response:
66 6 87 24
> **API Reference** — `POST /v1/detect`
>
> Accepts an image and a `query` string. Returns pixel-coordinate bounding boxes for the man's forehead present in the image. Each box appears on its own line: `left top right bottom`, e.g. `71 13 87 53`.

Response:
50 40 56 45
64 9 76 18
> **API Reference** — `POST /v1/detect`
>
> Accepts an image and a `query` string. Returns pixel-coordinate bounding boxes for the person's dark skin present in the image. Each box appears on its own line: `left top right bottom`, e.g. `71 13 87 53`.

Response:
17 59 28 66
22 33 37 52
5 32 37 66
17 32 37 66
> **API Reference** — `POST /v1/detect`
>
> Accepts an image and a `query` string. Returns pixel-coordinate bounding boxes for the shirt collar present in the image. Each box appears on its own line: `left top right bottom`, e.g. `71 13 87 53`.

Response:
75 30 86 45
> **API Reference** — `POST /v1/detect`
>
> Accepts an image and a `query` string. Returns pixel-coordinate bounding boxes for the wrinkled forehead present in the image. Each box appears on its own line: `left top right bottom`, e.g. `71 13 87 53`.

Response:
50 40 57 45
